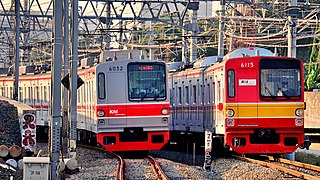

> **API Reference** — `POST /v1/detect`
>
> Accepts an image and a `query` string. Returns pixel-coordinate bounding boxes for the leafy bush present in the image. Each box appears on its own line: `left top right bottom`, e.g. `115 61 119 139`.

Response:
295 152 320 166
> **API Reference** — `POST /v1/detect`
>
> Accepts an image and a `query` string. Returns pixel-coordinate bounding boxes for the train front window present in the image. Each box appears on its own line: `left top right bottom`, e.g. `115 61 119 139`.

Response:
260 59 301 99
128 63 166 101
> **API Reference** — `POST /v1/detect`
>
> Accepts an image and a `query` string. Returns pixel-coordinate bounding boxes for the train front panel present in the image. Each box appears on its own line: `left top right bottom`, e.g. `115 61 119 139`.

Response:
95 60 170 151
224 56 305 154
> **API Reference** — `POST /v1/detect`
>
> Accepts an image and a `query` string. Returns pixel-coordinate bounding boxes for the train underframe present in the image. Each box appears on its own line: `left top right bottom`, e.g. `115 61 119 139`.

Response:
226 127 304 155
97 129 170 151
167 127 304 156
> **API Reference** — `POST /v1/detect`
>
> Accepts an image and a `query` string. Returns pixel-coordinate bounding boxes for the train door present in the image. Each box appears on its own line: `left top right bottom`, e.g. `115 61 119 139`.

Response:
236 68 258 126
107 72 127 125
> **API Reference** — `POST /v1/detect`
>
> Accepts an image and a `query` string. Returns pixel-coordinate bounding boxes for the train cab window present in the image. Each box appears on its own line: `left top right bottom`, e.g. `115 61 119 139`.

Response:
260 58 301 99
127 63 166 101
227 70 235 98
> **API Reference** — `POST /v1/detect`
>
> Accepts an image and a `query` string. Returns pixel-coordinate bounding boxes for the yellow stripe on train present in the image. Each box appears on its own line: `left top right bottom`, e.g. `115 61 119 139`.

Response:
225 102 304 118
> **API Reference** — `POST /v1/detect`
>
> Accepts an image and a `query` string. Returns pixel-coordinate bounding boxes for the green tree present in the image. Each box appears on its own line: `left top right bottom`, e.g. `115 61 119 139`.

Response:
305 36 320 90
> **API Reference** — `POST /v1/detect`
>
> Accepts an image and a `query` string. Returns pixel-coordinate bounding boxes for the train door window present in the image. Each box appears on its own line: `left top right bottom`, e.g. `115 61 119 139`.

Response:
185 86 189 104
218 81 221 102
19 87 22 102
98 73 105 99
31 87 34 104
10 87 13 99
44 86 47 103
207 84 211 104
77 88 81 103
193 85 196 103
178 87 182 104
40 86 43 104
87 82 90 104
36 87 39 103
28 87 31 102
228 70 235 98
212 82 215 104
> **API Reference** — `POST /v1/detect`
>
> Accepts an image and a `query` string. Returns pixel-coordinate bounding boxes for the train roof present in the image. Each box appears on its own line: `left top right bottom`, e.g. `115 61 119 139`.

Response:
223 47 274 60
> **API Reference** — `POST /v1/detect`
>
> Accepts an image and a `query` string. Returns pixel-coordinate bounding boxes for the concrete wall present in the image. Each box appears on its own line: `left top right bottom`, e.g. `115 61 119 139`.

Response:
304 92 320 129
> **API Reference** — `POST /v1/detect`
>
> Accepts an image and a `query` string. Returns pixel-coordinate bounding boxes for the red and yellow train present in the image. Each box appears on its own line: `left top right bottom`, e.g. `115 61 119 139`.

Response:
169 47 305 154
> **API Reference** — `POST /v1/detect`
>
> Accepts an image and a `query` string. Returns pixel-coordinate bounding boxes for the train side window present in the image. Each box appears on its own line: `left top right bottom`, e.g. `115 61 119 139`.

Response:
227 70 235 98
98 73 106 99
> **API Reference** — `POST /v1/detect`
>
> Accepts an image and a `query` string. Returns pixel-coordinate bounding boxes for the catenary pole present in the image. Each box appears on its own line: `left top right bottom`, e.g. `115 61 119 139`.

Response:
13 0 20 101
51 0 63 179
69 0 78 159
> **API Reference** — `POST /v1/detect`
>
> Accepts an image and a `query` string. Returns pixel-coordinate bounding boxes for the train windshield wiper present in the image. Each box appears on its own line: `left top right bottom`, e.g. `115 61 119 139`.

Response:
140 92 153 101
265 87 276 99
281 91 290 99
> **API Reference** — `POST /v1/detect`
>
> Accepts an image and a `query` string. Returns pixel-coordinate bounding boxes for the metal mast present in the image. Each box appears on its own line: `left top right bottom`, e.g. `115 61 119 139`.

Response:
51 0 63 179
218 0 225 56
62 0 70 156
69 0 79 159
13 0 20 101
288 0 297 58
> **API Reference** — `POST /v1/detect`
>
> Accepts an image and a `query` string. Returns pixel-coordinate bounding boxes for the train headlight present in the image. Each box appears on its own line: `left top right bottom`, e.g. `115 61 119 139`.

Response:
97 110 105 117
226 109 234 117
161 108 169 115
226 119 234 127
295 109 303 117
295 118 303 126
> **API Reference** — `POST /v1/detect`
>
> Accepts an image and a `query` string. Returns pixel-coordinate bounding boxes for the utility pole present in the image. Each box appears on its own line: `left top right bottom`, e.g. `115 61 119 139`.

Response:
51 0 63 179
288 0 297 58
218 0 225 56
13 0 20 101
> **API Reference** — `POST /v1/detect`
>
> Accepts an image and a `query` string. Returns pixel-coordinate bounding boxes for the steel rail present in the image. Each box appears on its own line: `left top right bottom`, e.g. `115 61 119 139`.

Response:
269 156 320 173
77 144 124 180
235 156 319 180
146 155 169 180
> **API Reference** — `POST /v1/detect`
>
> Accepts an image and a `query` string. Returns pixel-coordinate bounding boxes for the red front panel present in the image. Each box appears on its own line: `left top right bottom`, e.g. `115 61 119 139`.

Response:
97 131 170 151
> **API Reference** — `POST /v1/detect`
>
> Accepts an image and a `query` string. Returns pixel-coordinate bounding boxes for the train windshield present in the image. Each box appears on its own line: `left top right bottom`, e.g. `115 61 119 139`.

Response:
260 58 301 99
128 63 166 101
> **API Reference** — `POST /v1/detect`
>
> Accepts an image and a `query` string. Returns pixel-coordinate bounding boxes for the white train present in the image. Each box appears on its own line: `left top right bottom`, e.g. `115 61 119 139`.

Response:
0 59 170 151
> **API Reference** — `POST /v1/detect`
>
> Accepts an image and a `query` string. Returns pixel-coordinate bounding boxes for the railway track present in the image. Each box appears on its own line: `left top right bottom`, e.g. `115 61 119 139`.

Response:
146 155 169 180
78 144 167 180
235 155 320 180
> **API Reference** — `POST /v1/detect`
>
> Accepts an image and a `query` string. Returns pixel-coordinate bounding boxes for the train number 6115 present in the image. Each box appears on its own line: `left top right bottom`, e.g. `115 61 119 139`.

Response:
241 62 254 68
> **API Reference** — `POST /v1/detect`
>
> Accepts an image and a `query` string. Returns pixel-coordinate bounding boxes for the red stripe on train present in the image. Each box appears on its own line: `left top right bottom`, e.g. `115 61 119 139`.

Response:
96 103 170 117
